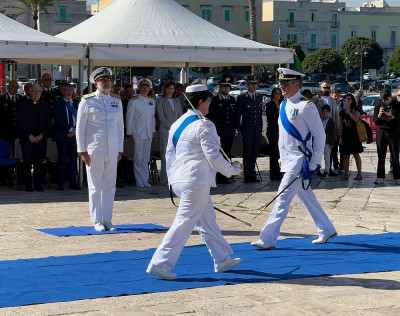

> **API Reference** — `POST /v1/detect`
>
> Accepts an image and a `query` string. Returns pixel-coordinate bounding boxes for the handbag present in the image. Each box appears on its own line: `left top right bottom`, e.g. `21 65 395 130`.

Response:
356 119 368 143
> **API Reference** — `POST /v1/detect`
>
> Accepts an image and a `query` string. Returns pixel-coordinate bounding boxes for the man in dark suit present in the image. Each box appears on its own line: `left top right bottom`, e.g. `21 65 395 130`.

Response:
40 73 62 136
207 77 237 184
53 83 80 191
17 84 50 192
235 76 263 182
0 80 24 154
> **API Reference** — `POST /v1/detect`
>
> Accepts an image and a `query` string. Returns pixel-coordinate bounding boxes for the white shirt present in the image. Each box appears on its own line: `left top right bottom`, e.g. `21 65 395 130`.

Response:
76 90 124 156
278 91 325 173
168 98 175 112
166 110 237 187
126 94 156 139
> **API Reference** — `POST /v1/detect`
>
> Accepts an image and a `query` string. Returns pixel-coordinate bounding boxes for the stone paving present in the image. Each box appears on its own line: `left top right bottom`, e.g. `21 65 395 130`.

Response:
1 143 400 315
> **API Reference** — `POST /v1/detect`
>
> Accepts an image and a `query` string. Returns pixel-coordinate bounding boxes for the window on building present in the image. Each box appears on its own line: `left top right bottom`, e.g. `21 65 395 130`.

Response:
289 12 295 26
331 34 337 49
332 13 338 27
287 34 297 42
202 8 211 21
245 9 249 22
223 8 231 22
391 31 396 47
351 29 357 37
371 30 376 41
310 34 316 49
59 7 67 23
311 12 315 22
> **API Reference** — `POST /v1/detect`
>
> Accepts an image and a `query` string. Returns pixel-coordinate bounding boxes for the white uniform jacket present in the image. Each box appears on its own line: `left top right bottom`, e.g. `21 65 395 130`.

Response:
76 90 124 156
166 110 237 187
279 91 325 173
126 95 156 139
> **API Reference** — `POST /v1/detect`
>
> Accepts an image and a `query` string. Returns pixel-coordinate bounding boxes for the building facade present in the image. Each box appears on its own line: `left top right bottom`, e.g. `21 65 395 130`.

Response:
262 0 345 55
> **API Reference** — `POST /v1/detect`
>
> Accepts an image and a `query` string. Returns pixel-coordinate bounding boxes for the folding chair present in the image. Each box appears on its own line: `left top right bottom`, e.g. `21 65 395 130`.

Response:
0 138 18 189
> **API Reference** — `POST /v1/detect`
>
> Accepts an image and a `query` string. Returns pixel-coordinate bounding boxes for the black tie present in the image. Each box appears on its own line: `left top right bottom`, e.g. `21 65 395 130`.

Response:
68 106 74 127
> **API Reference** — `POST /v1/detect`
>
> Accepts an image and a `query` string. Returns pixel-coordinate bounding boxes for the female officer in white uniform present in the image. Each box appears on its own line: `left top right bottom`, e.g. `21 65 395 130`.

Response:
251 68 336 250
146 85 242 280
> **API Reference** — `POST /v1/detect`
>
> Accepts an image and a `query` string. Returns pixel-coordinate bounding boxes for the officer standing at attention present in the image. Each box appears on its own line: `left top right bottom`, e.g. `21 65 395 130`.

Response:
235 75 263 182
146 85 242 280
207 77 237 184
76 67 124 232
251 68 337 250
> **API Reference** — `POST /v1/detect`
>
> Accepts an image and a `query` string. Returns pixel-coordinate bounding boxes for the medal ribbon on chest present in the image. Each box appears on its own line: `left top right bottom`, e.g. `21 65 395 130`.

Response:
289 107 298 121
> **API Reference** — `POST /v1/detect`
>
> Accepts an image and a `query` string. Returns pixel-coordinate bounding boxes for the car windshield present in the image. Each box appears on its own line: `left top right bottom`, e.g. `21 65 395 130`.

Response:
362 96 381 106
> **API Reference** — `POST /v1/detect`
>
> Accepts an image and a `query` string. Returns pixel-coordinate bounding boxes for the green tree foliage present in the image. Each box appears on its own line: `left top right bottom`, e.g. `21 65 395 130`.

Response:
272 40 306 62
387 46 400 76
129 67 155 78
302 48 344 79
5 0 54 30
339 36 384 71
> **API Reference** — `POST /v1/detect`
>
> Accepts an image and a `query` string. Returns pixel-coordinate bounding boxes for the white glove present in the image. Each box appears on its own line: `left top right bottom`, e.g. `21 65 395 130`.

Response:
231 161 243 176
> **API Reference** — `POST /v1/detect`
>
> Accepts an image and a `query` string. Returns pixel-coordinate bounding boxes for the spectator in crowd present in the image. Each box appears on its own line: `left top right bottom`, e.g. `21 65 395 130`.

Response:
301 89 313 100
373 88 400 184
126 78 156 187
329 87 343 176
265 87 283 181
251 68 336 250
313 81 339 133
76 67 124 232
146 85 242 280
23 83 32 98
122 85 135 134
235 75 263 183
175 83 187 114
397 90 400 103
41 73 62 125
52 83 80 191
17 84 50 192
356 91 365 114
156 81 182 184
319 104 336 178
0 80 24 153
111 85 121 97
207 78 237 184
339 93 363 181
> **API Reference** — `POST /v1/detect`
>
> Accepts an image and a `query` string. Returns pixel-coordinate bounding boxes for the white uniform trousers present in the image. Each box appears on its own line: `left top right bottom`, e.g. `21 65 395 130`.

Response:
323 144 331 173
150 182 233 271
133 138 151 186
259 171 336 243
159 132 168 183
86 154 118 223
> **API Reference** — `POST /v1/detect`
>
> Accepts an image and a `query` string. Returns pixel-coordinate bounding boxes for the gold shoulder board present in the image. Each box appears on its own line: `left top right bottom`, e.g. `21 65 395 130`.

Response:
83 93 95 99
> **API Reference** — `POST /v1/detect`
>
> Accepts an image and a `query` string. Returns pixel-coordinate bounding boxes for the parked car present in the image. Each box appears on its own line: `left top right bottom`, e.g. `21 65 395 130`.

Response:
383 79 400 90
301 81 320 93
231 80 247 90
229 89 271 106
369 80 386 92
352 80 373 91
332 82 355 93
361 94 382 115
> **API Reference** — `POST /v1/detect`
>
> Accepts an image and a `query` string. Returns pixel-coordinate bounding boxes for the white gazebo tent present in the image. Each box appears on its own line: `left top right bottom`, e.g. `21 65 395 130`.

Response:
56 0 293 69
0 13 87 92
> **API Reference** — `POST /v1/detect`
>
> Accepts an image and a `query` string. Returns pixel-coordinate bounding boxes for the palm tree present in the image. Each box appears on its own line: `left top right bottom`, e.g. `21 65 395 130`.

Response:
5 0 54 30
248 0 258 77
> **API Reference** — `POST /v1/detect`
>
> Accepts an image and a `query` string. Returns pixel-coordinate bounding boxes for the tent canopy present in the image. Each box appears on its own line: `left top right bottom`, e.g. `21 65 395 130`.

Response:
57 0 293 67
0 13 86 65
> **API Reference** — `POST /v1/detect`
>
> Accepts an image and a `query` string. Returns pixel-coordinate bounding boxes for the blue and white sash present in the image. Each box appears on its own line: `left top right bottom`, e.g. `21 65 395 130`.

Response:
172 115 200 148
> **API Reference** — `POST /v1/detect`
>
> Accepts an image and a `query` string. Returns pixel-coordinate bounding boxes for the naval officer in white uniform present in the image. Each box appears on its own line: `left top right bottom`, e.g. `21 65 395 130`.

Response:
76 67 124 232
126 78 156 187
146 85 242 280
251 68 337 250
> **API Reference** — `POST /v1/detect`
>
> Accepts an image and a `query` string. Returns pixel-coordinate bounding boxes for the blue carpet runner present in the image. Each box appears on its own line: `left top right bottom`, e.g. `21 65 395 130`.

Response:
1 232 399 307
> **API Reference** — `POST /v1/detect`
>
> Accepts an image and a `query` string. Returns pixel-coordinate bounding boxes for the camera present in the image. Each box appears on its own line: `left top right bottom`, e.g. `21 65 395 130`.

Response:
384 105 392 113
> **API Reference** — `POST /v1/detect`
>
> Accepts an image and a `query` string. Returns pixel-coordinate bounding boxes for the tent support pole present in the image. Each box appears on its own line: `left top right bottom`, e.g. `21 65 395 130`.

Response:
78 59 84 188
88 59 93 93
1 61 6 94
185 62 189 83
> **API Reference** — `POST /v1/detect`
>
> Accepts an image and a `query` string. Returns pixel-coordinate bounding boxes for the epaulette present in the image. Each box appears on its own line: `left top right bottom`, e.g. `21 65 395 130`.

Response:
110 93 121 99
131 96 139 100
149 95 155 100
300 97 310 103
83 93 95 99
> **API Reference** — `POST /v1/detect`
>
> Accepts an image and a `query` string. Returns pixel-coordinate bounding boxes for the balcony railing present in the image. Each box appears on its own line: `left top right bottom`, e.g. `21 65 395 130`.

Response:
331 21 339 28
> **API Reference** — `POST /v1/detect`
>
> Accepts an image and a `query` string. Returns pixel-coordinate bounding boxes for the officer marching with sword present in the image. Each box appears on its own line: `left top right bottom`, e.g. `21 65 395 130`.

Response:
147 85 243 280
251 68 337 250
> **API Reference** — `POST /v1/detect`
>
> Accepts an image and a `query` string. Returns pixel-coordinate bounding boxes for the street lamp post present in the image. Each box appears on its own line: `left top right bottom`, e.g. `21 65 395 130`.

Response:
356 45 368 92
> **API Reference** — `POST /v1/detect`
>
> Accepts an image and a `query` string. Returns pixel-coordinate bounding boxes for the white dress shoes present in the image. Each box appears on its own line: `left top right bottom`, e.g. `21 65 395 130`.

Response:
312 232 337 244
146 263 178 280
94 222 106 232
143 182 151 187
104 221 117 231
214 256 242 272
250 239 276 250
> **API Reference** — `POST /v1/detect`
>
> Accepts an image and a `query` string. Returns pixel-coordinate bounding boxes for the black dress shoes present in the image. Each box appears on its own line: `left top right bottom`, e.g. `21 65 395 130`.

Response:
70 184 81 190
25 186 33 192
57 184 64 191
34 186 44 192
